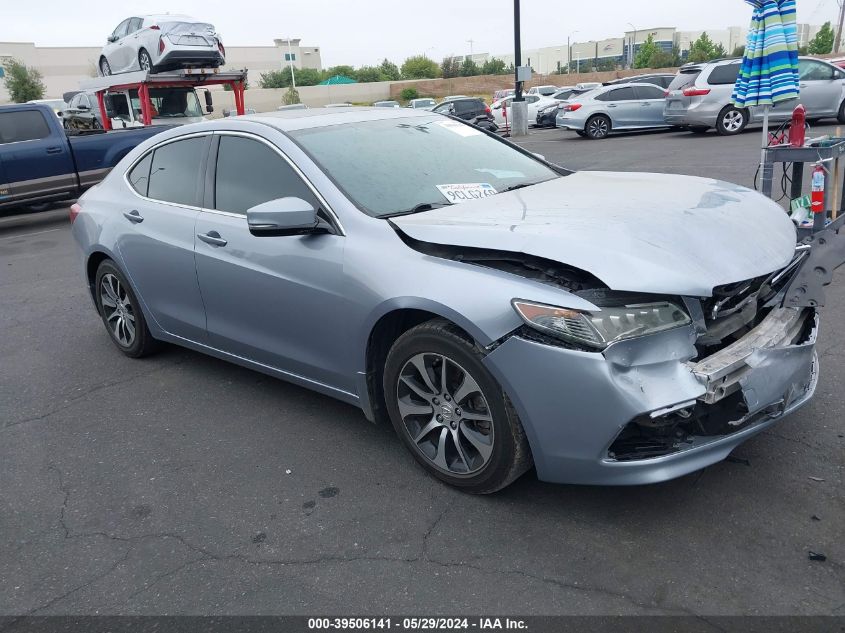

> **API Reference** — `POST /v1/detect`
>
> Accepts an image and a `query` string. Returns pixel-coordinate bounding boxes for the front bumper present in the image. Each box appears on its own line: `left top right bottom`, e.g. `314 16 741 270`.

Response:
483 307 818 485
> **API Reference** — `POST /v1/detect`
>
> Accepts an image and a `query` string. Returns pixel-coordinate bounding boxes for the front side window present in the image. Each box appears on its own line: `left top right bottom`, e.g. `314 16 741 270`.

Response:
214 135 316 215
147 137 207 206
598 87 635 102
0 110 51 144
290 116 560 217
112 19 130 40
799 60 836 81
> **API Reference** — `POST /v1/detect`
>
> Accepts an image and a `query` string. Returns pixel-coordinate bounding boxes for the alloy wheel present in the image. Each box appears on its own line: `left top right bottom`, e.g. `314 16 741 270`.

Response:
99 273 136 347
100 58 111 76
723 110 744 132
396 352 495 476
587 117 609 138
139 51 152 71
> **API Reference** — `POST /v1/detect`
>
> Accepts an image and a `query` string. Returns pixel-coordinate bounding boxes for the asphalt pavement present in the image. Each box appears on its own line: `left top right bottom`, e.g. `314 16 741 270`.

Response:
1 125 843 617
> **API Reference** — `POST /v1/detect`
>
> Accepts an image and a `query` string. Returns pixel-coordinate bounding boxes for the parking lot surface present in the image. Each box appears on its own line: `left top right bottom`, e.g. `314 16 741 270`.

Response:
1 125 843 616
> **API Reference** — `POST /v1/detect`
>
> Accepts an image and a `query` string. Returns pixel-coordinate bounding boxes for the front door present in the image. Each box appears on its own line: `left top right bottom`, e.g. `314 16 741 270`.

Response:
796 59 843 118
193 133 350 391
602 86 639 128
633 85 668 127
115 135 209 340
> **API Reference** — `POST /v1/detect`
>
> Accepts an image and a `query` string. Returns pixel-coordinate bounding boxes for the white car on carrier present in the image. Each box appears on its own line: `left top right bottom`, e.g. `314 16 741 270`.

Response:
99 15 225 76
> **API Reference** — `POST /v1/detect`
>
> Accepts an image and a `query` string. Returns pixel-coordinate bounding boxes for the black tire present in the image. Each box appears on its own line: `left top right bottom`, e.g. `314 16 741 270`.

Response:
716 106 748 136
138 49 154 73
94 260 159 358
575 130 588 138
690 126 710 134
585 114 611 139
92 118 102 130
383 319 532 494
99 57 111 76
837 100 845 124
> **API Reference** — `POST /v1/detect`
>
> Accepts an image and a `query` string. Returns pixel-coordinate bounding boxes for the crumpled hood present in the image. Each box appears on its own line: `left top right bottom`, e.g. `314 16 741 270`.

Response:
391 171 797 296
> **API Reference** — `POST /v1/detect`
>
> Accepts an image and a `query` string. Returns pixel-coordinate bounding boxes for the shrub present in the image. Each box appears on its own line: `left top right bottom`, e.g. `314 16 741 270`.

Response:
400 87 419 101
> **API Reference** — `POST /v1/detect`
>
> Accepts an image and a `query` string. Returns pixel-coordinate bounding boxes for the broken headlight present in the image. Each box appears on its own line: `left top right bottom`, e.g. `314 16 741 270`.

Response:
512 298 691 349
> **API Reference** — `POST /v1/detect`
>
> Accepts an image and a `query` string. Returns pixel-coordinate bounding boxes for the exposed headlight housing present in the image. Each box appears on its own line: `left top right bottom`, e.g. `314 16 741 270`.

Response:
512 298 691 349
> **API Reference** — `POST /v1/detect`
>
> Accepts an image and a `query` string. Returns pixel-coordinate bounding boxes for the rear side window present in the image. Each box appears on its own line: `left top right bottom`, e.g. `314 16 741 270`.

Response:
707 63 740 86
214 135 316 215
667 71 700 91
127 152 152 196
634 85 666 100
147 137 206 206
0 110 51 144
597 87 635 102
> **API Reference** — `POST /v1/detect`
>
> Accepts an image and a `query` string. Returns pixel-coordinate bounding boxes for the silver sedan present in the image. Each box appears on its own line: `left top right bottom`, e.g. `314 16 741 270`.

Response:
72 108 822 492
555 83 670 139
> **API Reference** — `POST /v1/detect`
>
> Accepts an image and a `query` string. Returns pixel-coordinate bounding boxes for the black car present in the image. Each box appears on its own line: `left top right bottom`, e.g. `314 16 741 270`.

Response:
605 73 676 89
535 88 593 127
62 91 103 131
432 98 494 124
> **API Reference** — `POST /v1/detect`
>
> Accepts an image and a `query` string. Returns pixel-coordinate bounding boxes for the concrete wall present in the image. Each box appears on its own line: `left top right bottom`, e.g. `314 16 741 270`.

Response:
210 81 392 114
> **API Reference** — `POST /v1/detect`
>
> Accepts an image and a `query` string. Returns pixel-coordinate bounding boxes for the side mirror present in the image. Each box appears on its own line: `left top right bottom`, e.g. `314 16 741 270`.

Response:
247 197 328 237
532 152 546 161
203 90 214 113
107 35 118 43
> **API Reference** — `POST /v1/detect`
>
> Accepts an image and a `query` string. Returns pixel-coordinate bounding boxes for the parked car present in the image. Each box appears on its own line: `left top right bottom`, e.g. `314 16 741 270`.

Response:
535 87 594 127
828 57 845 69
0 103 166 209
224 108 257 117
72 107 825 492
26 99 66 118
605 73 676 89
324 103 353 108
556 83 668 139
432 97 492 123
664 56 845 135
99 15 225 76
278 103 309 111
407 98 437 110
527 85 559 97
373 100 401 108
442 95 469 102
493 88 515 102
490 94 552 128
62 91 103 130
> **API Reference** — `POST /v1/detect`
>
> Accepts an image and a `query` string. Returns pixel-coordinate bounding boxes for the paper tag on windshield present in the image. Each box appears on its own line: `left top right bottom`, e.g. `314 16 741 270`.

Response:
436 183 497 204
437 120 482 137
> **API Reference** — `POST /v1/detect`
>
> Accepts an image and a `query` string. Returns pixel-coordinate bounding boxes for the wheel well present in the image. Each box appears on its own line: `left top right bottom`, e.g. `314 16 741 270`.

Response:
86 252 110 301
365 309 472 425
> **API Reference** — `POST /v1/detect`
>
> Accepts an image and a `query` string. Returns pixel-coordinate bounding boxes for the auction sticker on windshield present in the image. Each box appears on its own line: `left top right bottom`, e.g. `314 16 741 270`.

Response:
436 183 498 203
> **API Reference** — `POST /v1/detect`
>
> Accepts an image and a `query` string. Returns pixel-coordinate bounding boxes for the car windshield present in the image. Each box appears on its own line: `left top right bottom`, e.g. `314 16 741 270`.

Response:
289 116 561 218
130 88 203 118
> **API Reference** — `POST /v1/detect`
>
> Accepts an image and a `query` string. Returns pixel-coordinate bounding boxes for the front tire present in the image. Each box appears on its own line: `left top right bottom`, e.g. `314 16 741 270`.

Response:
383 320 532 494
716 106 747 135
585 115 611 139
99 57 111 76
837 100 845 124
94 260 159 358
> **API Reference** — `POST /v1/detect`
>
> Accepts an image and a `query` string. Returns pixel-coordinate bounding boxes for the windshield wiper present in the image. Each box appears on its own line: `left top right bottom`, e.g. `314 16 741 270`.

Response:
383 202 452 218
500 182 535 193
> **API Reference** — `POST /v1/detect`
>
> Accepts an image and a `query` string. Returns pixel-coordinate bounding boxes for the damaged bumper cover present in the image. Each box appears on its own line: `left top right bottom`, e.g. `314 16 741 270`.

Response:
483 307 818 486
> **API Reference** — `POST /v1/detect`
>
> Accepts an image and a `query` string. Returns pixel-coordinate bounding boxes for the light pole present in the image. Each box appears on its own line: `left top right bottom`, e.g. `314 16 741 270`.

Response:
285 37 296 90
567 30 579 74
556 48 561 74
511 0 528 136
627 22 637 68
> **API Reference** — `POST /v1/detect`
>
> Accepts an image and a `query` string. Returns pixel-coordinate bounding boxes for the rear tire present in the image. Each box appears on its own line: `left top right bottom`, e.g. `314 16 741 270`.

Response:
585 115 611 139
716 106 747 136
138 49 153 73
99 57 111 76
94 260 159 358
383 319 532 494
575 131 588 137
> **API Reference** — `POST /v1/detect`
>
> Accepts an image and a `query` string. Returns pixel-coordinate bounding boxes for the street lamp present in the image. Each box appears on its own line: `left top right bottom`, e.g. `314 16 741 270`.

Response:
567 30 579 74
627 22 637 68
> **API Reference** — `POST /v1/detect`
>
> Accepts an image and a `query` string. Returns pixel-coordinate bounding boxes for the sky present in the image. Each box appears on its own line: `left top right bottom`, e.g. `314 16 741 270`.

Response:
2 0 840 66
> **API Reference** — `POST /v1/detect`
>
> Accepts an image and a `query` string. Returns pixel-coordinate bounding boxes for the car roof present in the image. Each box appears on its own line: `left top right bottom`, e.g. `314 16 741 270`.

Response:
236 107 440 131
140 14 204 22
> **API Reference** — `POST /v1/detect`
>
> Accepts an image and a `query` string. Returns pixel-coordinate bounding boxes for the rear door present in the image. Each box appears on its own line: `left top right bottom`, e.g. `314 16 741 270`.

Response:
599 87 638 128
633 85 668 127
0 108 76 205
115 134 210 341
795 59 843 118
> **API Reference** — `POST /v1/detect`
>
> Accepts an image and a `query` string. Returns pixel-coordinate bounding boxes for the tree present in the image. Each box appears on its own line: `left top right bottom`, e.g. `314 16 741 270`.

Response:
712 43 727 59
2 58 45 102
688 32 716 63
648 49 676 69
400 87 419 101
809 21 835 55
481 58 507 75
634 34 660 68
594 58 617 72
441 56 461 79
324 65 356 79
731 45 746 58
401 55 440 79
379 58 401 81
258 67 321 89
283 86 300 105
460 58 480 77
354 66 386 83
295 68 324 86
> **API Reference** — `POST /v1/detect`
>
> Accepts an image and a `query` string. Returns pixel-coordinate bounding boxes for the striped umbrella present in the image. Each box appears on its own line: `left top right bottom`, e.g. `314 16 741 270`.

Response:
732 0 799 159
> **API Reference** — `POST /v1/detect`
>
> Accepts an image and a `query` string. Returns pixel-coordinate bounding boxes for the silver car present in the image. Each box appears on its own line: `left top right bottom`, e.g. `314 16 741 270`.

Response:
99 14 225 76
664 57 845 135
555 83 669 139
72 108 821 492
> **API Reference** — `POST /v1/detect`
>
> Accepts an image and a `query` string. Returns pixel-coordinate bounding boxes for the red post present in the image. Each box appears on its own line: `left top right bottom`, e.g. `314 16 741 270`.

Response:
233 81 245 115
139 83 153 126
96 91 112 131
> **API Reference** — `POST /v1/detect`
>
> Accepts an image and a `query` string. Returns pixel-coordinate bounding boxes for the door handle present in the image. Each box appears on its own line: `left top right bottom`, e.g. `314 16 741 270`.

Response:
197 231 227 247
608 104 617 108
123 210 144 223
45 146 63 154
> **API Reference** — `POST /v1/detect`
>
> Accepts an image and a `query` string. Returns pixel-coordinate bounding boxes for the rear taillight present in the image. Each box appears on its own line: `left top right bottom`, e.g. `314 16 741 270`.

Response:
682 87 711 97
69 203 81 224
218 41 226 57
149 24 160 30
158 37 165 53
485 105 492 116
563 103 582 112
